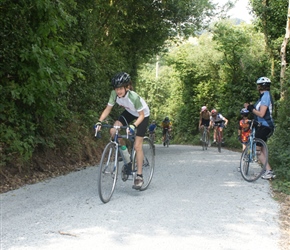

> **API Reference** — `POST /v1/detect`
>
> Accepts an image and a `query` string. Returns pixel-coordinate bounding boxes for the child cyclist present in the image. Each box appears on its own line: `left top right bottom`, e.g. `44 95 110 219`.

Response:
148 120 157 142
95 72 150 189
238 108 251 151
161 116 172 146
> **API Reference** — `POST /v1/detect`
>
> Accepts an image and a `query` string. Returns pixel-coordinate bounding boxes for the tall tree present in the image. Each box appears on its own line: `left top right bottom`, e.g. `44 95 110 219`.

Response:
280 0 290 99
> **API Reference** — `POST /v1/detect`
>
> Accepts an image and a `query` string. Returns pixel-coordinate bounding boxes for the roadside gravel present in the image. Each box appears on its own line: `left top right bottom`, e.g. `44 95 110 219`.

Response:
0 145 281 250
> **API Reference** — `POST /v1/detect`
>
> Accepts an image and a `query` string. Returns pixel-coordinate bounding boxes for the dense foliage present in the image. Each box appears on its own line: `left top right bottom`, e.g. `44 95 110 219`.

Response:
0 0 214 170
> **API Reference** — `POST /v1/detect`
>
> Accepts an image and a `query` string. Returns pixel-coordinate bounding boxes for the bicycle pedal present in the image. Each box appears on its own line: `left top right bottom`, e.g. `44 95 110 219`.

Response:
121 175 128 182
132 185 142 190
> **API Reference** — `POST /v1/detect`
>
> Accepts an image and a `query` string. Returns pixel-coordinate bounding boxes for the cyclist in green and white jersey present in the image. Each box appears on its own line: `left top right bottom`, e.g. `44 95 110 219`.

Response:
96 72 150 189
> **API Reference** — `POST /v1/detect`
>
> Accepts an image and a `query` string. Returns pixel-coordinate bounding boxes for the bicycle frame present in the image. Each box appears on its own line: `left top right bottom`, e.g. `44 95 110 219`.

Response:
248 123 256 162
97 124 135 168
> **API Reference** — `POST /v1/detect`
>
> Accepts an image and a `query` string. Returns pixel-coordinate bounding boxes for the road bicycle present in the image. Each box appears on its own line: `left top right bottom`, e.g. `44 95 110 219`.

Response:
201 125 209 151
239 120 268 182
95 124 155 203
213 120 224 153
163 127 170 147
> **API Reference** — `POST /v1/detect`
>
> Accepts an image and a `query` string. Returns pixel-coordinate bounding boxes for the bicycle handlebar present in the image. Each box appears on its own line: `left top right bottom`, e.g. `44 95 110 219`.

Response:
94 123 135 139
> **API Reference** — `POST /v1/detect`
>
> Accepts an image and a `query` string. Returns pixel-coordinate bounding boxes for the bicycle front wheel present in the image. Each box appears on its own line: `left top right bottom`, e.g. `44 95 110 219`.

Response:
98 142 118 203
217 130 221 153
205 132 209 150
240 138 268 182
133 137 155 191
202 131 206 150
151 133 156 144
166 132 170 147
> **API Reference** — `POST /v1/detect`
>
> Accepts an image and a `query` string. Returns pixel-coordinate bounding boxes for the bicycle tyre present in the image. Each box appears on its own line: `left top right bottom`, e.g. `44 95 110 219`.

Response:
205 132 209 150
149 133 155 144
98 142 118 203
240 138 268 182
202 130 206 150
166 132 170 147
217 129 221 153
132 137 155 191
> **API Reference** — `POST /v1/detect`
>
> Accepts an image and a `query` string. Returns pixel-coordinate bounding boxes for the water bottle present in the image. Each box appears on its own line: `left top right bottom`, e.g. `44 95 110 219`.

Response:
121 145 131 164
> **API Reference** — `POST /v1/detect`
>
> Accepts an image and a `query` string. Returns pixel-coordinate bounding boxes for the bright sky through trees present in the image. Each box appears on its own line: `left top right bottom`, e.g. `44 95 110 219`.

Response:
214 0 253 23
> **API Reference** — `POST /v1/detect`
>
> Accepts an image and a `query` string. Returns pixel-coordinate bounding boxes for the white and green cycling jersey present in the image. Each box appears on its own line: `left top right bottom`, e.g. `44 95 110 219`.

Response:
108 90 150 117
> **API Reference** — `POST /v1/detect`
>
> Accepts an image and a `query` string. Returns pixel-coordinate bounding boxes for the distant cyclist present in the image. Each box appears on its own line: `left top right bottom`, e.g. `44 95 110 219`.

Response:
238 108 251 151
210 109 228 144
199 106 211 145
161 116 172 146
148 120 157 142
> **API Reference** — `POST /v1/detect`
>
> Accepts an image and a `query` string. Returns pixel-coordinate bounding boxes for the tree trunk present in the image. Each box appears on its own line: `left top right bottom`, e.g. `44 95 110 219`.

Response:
280 0 290 99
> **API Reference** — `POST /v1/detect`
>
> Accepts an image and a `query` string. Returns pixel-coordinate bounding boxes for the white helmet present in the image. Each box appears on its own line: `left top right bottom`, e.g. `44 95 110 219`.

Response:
256 77 271 86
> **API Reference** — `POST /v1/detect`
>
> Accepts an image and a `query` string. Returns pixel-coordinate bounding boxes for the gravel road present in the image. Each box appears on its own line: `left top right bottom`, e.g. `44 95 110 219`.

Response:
0 144 281 250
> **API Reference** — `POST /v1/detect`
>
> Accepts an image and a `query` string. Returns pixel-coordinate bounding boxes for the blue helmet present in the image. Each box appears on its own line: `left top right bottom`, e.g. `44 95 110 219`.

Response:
240 108 249 115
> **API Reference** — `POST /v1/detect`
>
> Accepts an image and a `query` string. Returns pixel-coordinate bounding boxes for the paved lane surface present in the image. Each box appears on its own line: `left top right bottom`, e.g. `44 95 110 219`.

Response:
1 145 281 250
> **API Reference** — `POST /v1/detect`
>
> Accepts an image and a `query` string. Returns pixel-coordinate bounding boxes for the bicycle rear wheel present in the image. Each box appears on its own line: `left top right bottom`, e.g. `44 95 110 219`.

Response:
98 142 118 203
133 137 155 191
240 138 268 182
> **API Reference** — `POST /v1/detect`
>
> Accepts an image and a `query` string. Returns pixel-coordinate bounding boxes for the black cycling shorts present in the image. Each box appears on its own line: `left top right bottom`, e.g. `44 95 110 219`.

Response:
255 125 273 142
118 110 149 137
201 118 210 127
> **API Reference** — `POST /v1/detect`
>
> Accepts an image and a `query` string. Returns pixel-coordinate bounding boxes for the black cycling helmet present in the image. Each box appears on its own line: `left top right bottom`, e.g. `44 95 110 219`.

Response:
165 116 169 121
256 77 271 86
111 72 131 89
